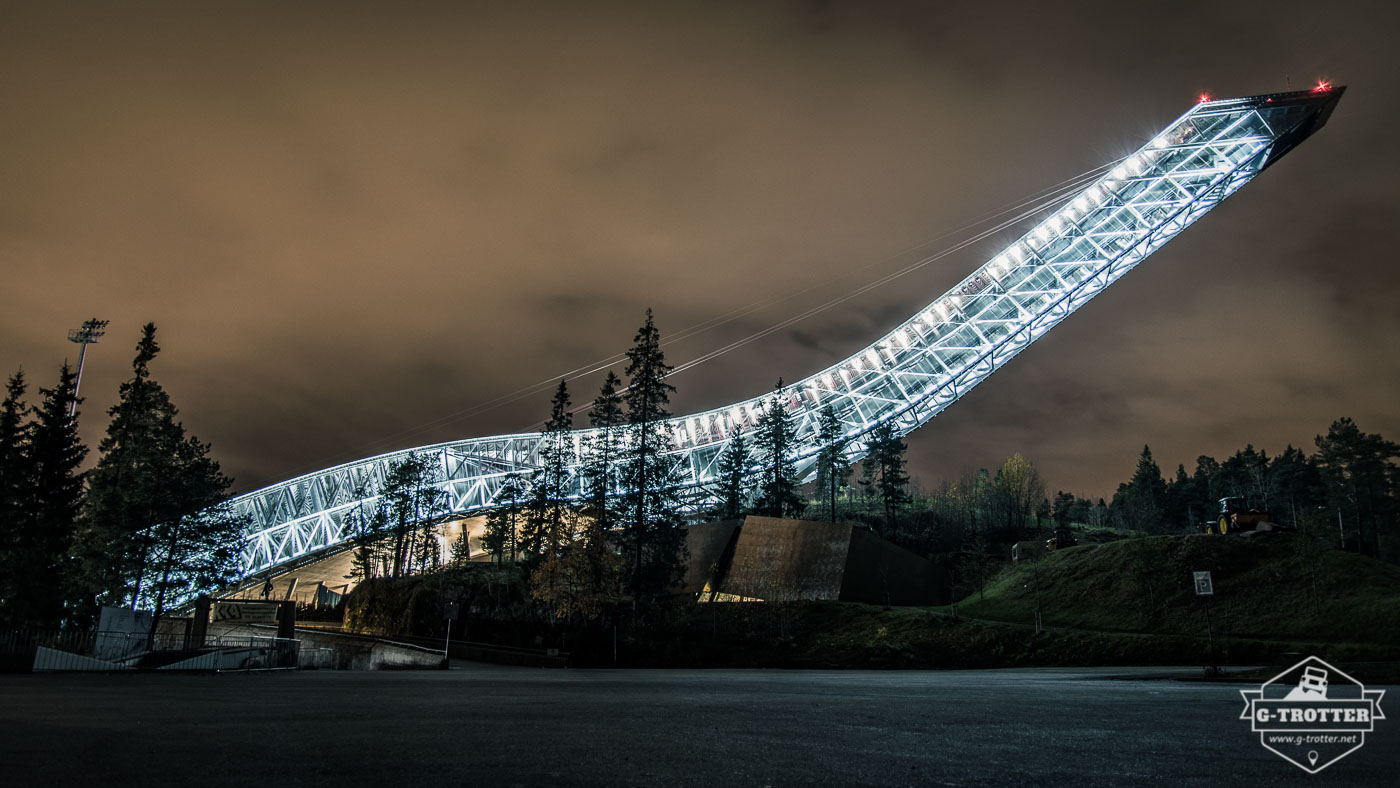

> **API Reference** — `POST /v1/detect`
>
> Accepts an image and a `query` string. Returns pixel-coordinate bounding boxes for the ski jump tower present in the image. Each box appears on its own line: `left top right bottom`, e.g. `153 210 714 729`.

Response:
234 86 1344 577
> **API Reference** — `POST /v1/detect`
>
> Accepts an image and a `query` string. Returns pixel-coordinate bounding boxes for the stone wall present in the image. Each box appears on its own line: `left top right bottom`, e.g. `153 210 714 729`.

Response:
684 517 947 606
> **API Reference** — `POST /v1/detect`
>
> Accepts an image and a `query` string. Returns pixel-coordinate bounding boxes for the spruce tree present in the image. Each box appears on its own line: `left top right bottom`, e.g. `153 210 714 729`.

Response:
753 380 803 519
74 324 241 624
1191 455 1222 525
1315 418 1398 557
620 309 685 607
579 372 625 607
582 371 625 532
1268 446 1322 527
482 473 525 563
77 325 190 615
1051 490 1076 528
864 419 910 536
0 371 29 627
142 439 243 633
713 432 752 520
1163 464 1195 530
813 405 850 523
1113 445 1166 532
524 379 574 569
14 364 88 628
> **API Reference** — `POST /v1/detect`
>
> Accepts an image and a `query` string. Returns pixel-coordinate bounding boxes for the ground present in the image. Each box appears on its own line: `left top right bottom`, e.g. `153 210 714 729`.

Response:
3 666 1394 786
951 534 1400 648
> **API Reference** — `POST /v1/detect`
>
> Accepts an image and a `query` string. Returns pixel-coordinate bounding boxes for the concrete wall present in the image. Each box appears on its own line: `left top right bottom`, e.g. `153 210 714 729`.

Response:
840 526 948 606
687 517 947 606
721 518 850 602
214 622 442 670
679 520 742 596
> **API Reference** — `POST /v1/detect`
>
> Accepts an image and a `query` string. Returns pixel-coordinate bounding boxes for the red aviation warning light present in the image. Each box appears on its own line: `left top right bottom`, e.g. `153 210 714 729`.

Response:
1198 92 1211 103
1314 79 1333 92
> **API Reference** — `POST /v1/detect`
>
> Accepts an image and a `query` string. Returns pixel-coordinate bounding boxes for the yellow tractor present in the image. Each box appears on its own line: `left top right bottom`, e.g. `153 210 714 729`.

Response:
1208 496 1272 535
1045 524 1077 551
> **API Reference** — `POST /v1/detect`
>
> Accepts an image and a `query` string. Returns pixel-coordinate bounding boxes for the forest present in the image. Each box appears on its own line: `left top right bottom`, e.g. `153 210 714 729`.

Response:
3 311 1396 638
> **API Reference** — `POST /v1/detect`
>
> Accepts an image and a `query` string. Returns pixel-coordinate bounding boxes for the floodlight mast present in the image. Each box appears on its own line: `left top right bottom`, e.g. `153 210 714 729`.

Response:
66 318 109 419
228 87 1344 578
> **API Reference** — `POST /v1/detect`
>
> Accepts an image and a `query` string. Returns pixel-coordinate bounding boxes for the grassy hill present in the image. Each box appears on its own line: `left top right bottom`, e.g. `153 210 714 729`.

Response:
951 533 1400 647
338 532 1400 670
606 534 1400 669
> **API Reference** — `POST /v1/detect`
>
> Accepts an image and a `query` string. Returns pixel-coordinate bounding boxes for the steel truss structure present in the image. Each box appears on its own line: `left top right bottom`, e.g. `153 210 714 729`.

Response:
233 88 1343 577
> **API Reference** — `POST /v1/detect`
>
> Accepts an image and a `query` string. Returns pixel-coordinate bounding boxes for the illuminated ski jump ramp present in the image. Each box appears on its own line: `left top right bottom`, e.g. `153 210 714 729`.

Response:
234 87 1344 576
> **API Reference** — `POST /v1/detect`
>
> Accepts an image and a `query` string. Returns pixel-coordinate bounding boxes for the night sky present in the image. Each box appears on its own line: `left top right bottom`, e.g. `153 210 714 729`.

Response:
3 1 1397 502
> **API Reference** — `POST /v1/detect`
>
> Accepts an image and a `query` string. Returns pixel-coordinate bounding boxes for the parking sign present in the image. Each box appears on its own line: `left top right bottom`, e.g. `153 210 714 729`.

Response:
1193 571 1214 596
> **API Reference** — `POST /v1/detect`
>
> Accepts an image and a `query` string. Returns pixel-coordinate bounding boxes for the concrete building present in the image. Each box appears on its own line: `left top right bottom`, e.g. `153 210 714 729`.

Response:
681 516 947 606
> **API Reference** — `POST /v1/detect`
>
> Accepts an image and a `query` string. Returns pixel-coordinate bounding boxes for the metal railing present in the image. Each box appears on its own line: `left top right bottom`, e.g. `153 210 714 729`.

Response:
2 629 300 672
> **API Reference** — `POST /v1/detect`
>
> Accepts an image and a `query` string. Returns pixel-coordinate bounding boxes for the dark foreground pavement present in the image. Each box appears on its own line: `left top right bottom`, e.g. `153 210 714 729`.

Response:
1 666 1394 786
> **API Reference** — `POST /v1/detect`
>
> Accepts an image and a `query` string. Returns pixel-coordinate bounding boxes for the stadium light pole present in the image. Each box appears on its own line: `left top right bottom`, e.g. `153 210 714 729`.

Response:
66 318 109 419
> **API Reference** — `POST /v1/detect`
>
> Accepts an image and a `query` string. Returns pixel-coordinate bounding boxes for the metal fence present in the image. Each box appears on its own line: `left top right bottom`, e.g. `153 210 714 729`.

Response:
1 629 300 672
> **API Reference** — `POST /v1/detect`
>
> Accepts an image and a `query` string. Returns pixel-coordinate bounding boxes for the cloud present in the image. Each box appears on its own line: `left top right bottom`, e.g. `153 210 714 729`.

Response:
1 0 1397 499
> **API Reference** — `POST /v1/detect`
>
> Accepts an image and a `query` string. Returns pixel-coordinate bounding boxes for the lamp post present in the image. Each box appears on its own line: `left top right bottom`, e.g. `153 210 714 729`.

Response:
66 318 109 419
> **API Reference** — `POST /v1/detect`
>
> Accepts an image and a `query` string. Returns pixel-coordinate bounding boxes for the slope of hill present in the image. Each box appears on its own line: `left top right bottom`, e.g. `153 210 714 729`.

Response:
954 534 1400 647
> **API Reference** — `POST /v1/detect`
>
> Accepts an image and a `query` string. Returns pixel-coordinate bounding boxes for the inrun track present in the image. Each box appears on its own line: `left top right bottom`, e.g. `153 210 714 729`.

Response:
233 87 1344 579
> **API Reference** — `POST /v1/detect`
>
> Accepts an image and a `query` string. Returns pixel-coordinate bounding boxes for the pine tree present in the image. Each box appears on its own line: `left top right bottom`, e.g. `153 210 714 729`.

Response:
417 456 449 573
379 452 446 577
1113 445 1166 532
619 309 686 607
1163 464 1194 530
1315 418 1398 558
1191 455 1222 526
74 324 241 626
345 476 385 582
864 419 910 536
141 456 244 634
1051 490 1076 528
541 379 573 553
713 432 752 520
12 364 88 628
0 370 29 627
753 380 803 519
524 379 574 571
1269 445 1323 527
579 373 625 606
1219 444 1271 505
482 473 525 563
813 405 850 523
582 371 625 532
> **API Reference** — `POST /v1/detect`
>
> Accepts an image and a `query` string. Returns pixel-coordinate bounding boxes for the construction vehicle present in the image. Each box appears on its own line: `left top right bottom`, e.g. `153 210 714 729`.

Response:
1207 496 1278 535
1045 524 1078 551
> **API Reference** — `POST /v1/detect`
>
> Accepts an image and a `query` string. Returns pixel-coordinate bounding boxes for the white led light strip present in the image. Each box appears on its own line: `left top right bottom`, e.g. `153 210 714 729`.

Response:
231 89 1342 577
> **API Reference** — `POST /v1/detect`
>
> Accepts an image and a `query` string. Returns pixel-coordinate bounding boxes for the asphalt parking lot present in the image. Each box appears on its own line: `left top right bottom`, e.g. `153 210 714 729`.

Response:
1 666 1393 786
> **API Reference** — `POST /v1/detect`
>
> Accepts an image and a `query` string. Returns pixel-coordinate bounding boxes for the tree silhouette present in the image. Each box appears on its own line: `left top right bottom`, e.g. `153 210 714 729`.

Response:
0 371 28 627
862 419 909 536
74 324 242 627
3 365 86 628
814 405 851 523
714 432 753 520
753 380 803 519
619 309 685 607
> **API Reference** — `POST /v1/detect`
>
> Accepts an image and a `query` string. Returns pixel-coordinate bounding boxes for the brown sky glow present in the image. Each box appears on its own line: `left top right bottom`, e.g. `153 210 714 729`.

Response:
3 1 1397 501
